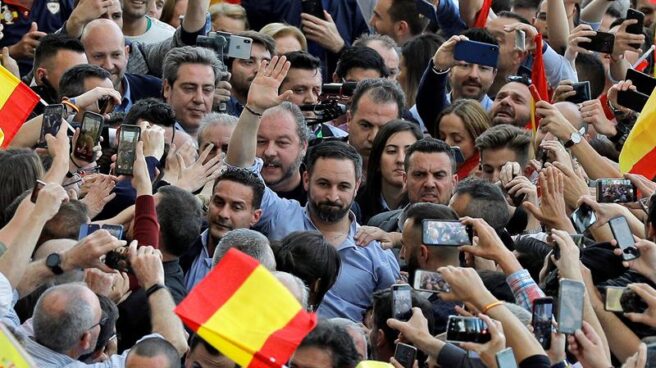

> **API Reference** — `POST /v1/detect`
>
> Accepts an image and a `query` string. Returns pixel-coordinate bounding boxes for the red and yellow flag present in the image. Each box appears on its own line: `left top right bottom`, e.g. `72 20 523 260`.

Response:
0 65 39 148
473 0 492 28
619 87 656 179
175 249 318 368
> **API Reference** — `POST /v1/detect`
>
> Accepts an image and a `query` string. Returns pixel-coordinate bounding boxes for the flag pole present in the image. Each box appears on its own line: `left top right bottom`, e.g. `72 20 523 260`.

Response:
633 45 655 69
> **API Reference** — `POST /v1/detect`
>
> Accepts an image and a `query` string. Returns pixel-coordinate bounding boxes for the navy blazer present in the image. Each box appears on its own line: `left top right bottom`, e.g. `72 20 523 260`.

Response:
124 73 163 105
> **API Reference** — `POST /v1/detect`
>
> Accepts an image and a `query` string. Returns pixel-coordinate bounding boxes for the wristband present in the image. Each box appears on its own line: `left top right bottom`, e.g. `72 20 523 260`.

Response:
244 105 262 117
481 300 504 314
431 65 451 75
145 283 167 298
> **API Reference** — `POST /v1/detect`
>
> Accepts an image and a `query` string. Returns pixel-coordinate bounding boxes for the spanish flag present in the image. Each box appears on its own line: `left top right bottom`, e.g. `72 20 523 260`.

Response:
473 0 492 28
619 87 656 179
0 65 39 148
175 249 317 368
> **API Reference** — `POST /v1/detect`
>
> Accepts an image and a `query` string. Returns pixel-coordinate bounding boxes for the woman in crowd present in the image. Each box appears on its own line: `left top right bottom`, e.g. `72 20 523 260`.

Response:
397 33 443 108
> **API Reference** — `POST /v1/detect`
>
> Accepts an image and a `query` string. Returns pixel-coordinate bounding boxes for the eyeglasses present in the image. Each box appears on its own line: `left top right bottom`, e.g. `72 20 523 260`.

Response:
88 313 108 331
506 75 532 86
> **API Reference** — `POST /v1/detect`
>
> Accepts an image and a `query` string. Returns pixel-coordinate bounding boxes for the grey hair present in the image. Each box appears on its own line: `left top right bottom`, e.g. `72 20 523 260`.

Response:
329 317 369 359
212 229 276 270
274 271 309 309
350 78 405 118
261 102 310 145
162 46 224 86
33 283 96 354
353 33 398 51
197 113 238 145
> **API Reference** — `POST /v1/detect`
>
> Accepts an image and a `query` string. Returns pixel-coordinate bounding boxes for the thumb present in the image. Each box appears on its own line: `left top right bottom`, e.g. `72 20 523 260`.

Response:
623 312 648 324
278 90 294 102
323 10 333 21
523 201 543 220
30 22 38 32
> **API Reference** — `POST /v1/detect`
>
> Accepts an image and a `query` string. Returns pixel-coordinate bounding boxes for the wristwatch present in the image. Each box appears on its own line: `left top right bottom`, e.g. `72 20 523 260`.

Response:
564 131 582 148
46 253 64 275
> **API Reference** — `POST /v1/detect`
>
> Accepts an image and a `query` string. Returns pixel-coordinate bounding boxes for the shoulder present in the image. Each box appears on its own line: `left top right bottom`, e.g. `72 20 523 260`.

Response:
368 209 402 227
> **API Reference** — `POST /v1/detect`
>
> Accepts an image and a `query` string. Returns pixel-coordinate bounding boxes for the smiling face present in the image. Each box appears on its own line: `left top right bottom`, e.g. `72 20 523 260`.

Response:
449 61 496 101
207 180 261 246
163 63 215 134
123 0 147 20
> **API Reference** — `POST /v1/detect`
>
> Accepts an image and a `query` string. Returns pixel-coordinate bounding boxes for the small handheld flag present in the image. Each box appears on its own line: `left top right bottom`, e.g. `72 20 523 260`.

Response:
0 64 39 148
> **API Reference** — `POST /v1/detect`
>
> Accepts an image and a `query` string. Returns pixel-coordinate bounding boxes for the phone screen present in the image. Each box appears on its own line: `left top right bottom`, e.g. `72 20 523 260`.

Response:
102 224 124 240
74 112 104 162
532 298 553 349
394 343 417 368
446 316 491 343
422 220 471 246
392 284 412 321
496 348 518 368
605 286 625 312
571 204 597 233
557 279 585 334
78 223 101 240
597 179 636 203
609 216 640 261
413 270 451 293
40 105 65 144
115 126 141 176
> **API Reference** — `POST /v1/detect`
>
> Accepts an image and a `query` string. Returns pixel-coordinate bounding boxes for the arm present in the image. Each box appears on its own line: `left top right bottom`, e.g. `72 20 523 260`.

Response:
435 0 468 38
65 0 113 38
580 0 612 25
131 140 159 248
546 0 569 53
181 0 210 34
459 0 485 27
42 122 71 185
609 20 644 82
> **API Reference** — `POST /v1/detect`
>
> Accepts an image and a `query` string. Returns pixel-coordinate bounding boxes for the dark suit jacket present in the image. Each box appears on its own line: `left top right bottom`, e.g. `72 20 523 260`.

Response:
124 73 163 106
367 208 404 232
179 225 207 275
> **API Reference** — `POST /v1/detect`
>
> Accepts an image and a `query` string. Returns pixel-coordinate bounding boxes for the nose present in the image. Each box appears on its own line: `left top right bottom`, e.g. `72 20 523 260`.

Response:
304 90 318 105
218 205 231 220
192 87 204 104
326 186 340 202
469 65 480 79
263 141 276 158
368 127 380 144
396 149 406 165
100 56 113 72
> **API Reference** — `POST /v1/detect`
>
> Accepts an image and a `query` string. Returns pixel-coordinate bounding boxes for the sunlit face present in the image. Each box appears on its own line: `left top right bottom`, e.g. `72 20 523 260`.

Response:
37 50 88 91
347 94 399 161
230 44 271 99
257 110 306 189
123 0 148 19
82 22 128 90
275 34 303 54
479 147 519 182
367 40 400 79
404 151 456 204
490 82 531 127
207 180 261 245
147 0 164 19
369 0 395 39
198 123 234 162
449 62 496 101
281 68 322 107
305 158 360 224
163 63 215 133
438 113 476 161
379 131 417 188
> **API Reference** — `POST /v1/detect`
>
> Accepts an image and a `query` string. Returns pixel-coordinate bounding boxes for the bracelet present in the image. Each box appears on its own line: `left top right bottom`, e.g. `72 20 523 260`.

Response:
61 98 80 114
145 283 167 298
481 300 504 314
244 105 262 117
431 65 451 75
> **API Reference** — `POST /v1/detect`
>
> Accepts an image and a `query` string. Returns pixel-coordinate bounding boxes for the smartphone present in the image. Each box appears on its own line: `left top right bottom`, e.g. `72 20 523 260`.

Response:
115 125 141 176
413 270 451 293
626 68 656 95
97 96 112 115
30 180 46 203
626 9 645 49
422 220 472 246
73 112 104 162
452 146 465 164
605 286 648 313
566 81 591 104
609 216 640 261
217 31 253 60
557 279 585 334
532 297 553 350
579 32 615 54
39 104 65 146
102 224 124 240
446 316 491 343
617 89 649 112
453 40 499 68
392 284 413 321
301 0 325 19
78 223 101 239
596 178 637 203
515 29 526 51
570 203 597 233
415 0 439 25
571 234 585 248
394 343 417 368
496 348 518 368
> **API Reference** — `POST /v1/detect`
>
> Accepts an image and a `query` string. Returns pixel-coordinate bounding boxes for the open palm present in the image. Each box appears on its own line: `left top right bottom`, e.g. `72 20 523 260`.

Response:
246 56 293 112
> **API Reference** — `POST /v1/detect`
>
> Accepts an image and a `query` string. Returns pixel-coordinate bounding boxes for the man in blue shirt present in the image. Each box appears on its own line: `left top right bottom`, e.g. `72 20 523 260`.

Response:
226 55 400 322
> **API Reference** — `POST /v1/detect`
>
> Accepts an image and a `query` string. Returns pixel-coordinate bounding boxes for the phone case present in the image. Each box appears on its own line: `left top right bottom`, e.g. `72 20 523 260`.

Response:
565 82 591 104
617 89 649 112
453 40 499 68
609 216 640 261
580 32 615 54
626 68 656 96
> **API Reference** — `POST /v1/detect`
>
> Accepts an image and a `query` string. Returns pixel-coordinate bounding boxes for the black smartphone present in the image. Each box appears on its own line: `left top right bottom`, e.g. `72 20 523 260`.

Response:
39 104 65 146
626 9 645 49
496 348 518 368
453 40 499 68
605 286 648 313
115 125 141 176
422 220 472 246
446 316 491 343
579 32 615 54
609 216 640 261
617 89 649 112
102 224 124 240
301 0 325 19
392 284 412 321
532 297 553 350
566 81 591 104
571 204 597 233
73 112 104 162
97 96 112 115
394 342 417 368
596 178 637 203
626 68 656 95
557 279 585 334
78 223 101 239
413 270 451 293
30 180 46 203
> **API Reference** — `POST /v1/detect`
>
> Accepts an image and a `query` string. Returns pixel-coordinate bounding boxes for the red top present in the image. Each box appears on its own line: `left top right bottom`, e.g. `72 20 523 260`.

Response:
457 152 480 179
133 195 159 249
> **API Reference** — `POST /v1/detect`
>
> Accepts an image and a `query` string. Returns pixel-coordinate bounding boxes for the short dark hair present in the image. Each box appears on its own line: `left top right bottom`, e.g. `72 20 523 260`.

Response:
335 46 389 80
189 333 221 356
284 50 321 71
33 34 85 71
305 140 363 181
479 270 515 303
213 167 265 209
59 64 111 100
404 138 456 173
128 337 179 368
460 28 498 47
38 200 88 247
275 231 341 308
350 78 405 119
372 289 435 351
388 0 427 36
403 202 459 233
575 53 604 99
124 98 176 128
475 124 532 168
453 178 510 231
298 320 361 368
496 10 531 24
156 186 203 256
511 0 540 11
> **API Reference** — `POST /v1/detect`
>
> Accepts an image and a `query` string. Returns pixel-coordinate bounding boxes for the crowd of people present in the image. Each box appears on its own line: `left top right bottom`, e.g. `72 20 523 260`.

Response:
0 0 655 366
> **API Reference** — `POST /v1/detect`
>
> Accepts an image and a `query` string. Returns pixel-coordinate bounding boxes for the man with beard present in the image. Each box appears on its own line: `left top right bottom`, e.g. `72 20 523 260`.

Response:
257 102 310 204
122 0 175 44
226 31 275 117
181 168 264 292
488 80 532 128
399 202 461 333
226 55 399 321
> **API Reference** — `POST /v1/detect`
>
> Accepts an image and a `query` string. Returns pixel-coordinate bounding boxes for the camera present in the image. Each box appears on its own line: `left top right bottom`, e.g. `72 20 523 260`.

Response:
105 246 131 273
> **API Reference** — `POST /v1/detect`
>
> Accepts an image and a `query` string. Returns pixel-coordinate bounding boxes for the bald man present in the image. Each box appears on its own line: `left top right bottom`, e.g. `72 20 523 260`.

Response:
81 19 163 112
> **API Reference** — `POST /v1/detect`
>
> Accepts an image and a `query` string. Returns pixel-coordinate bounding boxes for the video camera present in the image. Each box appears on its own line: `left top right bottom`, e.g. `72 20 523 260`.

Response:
300 82 358 125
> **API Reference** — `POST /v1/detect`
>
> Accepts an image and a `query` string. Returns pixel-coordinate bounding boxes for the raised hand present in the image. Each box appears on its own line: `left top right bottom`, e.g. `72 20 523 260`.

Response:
246 56 293 112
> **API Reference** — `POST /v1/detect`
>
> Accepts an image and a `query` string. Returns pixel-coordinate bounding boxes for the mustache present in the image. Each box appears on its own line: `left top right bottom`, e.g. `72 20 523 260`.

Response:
318 200 343 207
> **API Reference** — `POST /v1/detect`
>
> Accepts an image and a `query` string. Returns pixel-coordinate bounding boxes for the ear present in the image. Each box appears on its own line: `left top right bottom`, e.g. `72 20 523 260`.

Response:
402 171 407 185
303 170 310 191
162 79 172 101
451 174 458 192
419 244 430 263
374 328 387 348
251 209 263 225
80 331 93 351
35 67 47 84
395 20 408 38
124 45 130 61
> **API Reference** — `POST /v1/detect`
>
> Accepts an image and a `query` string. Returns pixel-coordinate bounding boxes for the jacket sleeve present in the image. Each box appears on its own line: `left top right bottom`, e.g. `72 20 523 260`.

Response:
415 60 450 135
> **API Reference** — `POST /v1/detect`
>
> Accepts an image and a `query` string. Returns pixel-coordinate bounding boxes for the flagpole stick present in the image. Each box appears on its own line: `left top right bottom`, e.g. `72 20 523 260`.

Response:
633 45 655 69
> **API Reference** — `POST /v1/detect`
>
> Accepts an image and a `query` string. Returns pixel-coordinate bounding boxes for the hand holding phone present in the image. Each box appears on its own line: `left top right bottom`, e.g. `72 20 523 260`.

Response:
394 343 417 368
609 216 640 261
571 203 597 233
579 32 615 54
557 279 585 334
30 180 46 203
413 270 451 293
39 104 65 146
532 297 553 349
392 284 413 321
74 112 104 162
446 316 491 343
115 125 141 176
422 220 472 246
